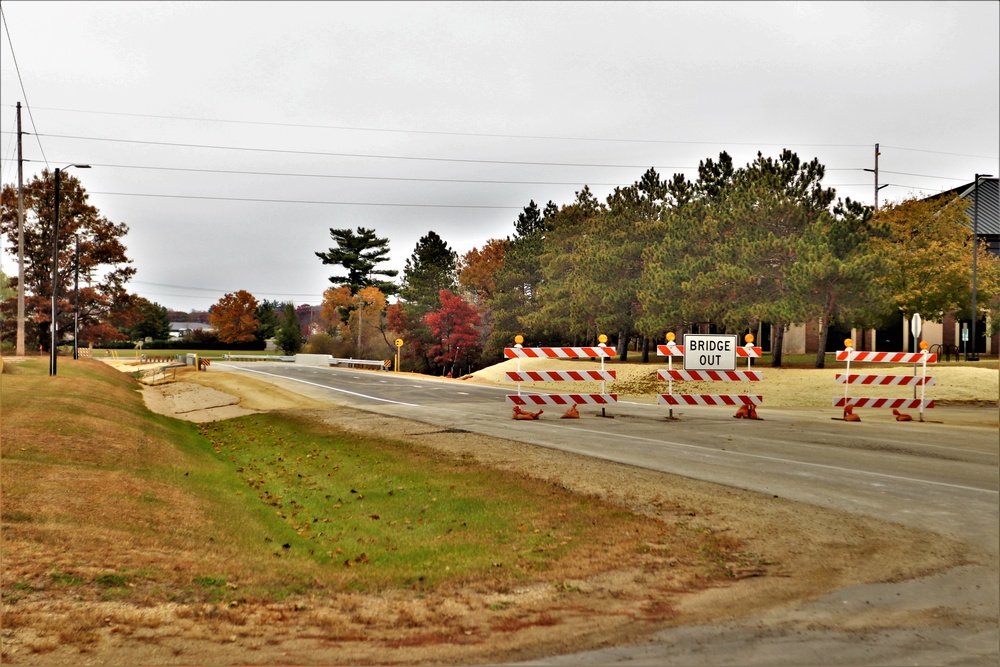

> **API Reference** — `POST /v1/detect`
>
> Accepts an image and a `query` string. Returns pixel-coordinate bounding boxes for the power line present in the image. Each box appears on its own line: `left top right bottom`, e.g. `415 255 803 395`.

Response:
90 190 522 210
878 169 970 181
37 160 633 188
20 106 1000 161
24 132 705 169
0 7 48 167
133 280 322 299
880 144 999 161
21 105 875 149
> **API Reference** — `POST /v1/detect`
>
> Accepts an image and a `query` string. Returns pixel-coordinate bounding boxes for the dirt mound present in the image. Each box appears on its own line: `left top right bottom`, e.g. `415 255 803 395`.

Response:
466 357 998 407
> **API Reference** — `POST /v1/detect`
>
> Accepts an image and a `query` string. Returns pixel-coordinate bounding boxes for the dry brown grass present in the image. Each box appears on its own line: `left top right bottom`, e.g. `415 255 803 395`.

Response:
1 359 753 664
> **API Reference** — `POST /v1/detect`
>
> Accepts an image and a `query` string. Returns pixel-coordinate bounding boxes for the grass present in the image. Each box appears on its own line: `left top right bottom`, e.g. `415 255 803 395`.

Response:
0 358 695 605
91 347 287 360
201 412 648 590
1 356 761 660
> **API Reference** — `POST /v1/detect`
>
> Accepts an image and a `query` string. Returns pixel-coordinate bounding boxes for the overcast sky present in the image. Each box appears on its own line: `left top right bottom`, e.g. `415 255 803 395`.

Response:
2 1 998 313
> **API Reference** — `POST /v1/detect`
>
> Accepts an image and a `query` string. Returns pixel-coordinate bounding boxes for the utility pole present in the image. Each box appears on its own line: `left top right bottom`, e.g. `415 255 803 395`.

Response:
873 143 880 211
863 143 888 212
16 102 26 356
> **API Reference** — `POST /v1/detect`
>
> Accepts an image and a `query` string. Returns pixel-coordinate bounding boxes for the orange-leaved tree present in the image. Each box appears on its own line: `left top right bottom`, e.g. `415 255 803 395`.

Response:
209 290 260 344
457 238 507 303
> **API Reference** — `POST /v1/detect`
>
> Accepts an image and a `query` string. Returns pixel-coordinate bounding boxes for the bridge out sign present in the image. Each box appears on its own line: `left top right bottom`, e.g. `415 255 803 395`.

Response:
684 334 738 371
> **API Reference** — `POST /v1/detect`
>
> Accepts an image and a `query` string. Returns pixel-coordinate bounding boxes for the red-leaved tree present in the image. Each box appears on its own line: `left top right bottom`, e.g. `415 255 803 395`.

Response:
423 290 482 376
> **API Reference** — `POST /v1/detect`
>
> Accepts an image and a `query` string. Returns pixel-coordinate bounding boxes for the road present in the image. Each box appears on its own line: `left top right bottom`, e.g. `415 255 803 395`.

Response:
215 361 999 666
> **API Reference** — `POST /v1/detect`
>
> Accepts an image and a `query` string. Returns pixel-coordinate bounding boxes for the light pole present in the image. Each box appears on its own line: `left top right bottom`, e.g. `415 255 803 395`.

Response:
73 234 80 360
968 173 992 362
50 164 90 376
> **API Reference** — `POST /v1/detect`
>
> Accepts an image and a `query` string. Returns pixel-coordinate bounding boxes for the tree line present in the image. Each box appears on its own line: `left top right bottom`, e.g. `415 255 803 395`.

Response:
3 153 998 371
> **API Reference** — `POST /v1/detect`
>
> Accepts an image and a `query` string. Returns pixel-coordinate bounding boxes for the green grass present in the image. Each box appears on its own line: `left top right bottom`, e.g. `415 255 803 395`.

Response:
201 413 640 590
92 348 287 360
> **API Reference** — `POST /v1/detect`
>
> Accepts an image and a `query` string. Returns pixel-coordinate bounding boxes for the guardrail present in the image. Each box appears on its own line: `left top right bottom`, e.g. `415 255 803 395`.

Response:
220 353 387 370
223 354 295 362
330 357 387 370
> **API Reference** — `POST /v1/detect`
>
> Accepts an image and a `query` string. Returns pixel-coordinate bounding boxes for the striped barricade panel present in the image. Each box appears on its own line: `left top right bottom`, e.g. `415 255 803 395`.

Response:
506 394 618 406
833 397 934 409
835 351 937 363
658 369 762 382
658 394 762 407
505 370 617 383
504 347 613 359
835 374 935 386
657 345 762 358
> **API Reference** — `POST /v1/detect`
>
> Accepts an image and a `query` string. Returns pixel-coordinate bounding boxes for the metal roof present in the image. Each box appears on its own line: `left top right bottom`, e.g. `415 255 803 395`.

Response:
938 177 1000 235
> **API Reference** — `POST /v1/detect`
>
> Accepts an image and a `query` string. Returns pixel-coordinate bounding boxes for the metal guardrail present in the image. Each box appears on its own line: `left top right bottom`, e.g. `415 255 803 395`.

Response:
220 354 386 370
329 357 387 370
223 354 295 362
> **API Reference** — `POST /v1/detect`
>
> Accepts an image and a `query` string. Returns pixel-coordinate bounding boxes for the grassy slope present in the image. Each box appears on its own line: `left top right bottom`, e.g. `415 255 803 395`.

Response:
2 359 712 608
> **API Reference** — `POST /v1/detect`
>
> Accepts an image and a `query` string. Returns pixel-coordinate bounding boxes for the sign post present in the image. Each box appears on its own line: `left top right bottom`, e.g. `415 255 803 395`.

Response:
910 314 922 397
394 338 403 372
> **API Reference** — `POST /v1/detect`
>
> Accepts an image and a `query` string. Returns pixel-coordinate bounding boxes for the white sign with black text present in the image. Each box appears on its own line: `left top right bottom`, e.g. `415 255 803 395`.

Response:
683 334 738 371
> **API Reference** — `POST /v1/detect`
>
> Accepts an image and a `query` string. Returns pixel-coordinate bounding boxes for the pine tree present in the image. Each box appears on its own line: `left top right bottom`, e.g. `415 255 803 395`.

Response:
399 231 457 314
276 303 303 354
315 227 398 296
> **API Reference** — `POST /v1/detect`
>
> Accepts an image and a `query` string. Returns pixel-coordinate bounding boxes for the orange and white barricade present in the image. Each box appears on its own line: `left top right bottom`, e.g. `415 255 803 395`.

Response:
657 333 763 418
834 339 936 421
504 337 616 412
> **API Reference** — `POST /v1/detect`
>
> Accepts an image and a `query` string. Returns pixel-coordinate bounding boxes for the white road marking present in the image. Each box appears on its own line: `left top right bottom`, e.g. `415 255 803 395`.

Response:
217 363 418 407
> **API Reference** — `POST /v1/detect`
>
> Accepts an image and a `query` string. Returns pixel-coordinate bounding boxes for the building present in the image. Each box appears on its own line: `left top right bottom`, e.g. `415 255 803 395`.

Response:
931 176 999 358
168 321 213 339
779 177 999 358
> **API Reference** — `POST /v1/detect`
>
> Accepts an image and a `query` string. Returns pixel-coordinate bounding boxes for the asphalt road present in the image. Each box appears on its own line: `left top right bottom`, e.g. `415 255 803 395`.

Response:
214 362 999 666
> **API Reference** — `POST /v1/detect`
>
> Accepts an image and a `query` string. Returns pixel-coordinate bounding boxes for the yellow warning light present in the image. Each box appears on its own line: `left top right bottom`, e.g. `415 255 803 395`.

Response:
844 339 854 348
514 335 524 345
666 332 676 342
919 341 929 350
744 333 754 344
598 334 608 344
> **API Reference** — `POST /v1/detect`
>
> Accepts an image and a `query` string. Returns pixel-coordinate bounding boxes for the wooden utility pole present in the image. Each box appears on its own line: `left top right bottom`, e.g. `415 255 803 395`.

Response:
16 101 26 356
863 143 888 212
873 143 880 211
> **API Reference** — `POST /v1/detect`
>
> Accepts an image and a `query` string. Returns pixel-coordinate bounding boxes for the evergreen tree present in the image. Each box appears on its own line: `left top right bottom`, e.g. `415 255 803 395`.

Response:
131 298 172 341
276 303 303 354
788 198 892 367
315 227 398 296
640 151 836 367
255 299 282 343
399 231 457 313
484 200 558 358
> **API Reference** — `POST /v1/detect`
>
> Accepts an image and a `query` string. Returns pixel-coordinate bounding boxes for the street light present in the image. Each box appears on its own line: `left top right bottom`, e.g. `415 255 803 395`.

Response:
73 234 81 360
968 173 993 362
50 164 90 376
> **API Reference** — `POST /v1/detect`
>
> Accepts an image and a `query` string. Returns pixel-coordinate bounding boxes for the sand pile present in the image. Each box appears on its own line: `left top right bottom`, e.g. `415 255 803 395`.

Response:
465 357 998 407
